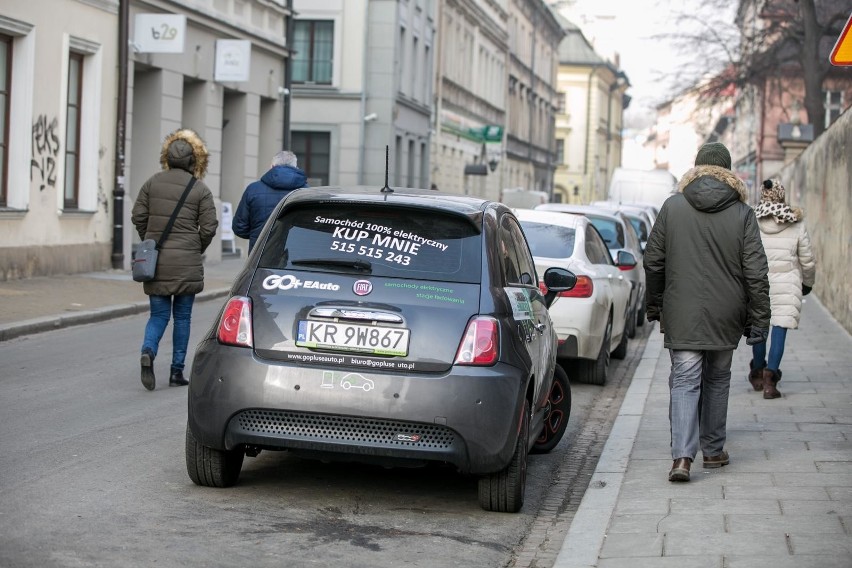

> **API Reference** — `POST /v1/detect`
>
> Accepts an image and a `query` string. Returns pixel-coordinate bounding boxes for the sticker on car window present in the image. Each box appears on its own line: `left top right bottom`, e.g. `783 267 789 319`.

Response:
505 287 533 320
314 215 450 267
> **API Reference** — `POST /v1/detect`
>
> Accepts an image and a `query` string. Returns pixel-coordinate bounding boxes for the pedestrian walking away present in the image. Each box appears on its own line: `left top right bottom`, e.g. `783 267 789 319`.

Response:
643 142 770 482
748 178 816 399
232 150 308 253
131 128 219 391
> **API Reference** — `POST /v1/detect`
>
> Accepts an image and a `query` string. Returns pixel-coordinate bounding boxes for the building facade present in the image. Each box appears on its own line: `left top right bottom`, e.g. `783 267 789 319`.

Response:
430 0 508 199
0 0 293 277
126 0 291 262
290 0 436 190
1 0 119 280
503 0 563 196
551 18 628 204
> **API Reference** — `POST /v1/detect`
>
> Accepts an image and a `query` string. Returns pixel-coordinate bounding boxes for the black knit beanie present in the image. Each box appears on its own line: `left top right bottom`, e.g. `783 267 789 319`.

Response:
694 142 732 170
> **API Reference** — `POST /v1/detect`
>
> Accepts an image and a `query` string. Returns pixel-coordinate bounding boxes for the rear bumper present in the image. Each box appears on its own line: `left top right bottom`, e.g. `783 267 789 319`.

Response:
187 340 527 475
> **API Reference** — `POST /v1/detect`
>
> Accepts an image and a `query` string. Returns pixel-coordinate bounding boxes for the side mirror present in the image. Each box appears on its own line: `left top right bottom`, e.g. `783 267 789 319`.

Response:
616 250 637 269
542 267 577 308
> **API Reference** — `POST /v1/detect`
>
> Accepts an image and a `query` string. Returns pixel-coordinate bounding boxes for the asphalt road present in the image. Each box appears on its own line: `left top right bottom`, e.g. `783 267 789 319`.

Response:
0 301 648 568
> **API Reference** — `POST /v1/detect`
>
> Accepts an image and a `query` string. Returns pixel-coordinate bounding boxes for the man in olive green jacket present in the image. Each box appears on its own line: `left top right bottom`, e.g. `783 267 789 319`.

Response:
643 142 769 482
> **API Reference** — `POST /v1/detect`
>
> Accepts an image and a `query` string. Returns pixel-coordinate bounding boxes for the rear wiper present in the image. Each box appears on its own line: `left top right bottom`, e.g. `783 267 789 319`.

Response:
291 258 372 272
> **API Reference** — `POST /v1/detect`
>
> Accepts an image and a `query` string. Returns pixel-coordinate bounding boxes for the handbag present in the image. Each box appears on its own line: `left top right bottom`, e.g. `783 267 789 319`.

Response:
132 177 197 282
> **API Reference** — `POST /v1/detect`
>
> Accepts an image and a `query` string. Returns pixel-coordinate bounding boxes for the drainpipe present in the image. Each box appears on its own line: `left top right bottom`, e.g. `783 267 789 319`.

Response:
111 0 129 269
358 1 371 184
283 0 294 150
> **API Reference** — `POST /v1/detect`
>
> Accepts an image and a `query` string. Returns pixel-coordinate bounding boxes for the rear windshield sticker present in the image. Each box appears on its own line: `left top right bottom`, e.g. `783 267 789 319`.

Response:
314 216 449 266
263 274 341 292
384 282 465 304
505 288 533 320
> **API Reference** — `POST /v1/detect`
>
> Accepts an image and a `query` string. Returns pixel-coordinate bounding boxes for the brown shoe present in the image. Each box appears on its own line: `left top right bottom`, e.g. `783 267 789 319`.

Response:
703 450 730 468
668 457 691 482
763 369 781 399
748 362 764 391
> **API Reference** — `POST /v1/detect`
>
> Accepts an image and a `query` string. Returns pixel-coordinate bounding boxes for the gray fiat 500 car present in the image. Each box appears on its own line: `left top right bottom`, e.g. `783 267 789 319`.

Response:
186 185 576 512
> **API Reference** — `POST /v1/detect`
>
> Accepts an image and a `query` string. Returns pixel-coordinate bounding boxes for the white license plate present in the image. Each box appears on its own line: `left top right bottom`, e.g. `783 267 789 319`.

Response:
296 320 410 356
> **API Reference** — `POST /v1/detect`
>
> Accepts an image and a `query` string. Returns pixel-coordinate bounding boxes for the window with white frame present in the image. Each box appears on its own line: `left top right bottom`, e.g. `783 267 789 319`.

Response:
64 51 83 209
824 89 845 128
62 37 101 212
292 20 333 84
0 16 34 211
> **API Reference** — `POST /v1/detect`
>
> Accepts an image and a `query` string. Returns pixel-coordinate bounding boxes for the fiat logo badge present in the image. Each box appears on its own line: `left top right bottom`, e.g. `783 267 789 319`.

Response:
353 280 373 296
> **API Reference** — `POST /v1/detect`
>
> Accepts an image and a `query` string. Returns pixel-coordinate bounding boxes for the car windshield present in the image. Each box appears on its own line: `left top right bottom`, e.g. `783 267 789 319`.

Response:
519 221 576 259
257 204 483 283
586 216 624 249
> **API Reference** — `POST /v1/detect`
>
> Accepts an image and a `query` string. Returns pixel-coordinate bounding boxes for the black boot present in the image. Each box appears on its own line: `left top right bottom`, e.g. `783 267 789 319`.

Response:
140 349 155 391
169 369 189 387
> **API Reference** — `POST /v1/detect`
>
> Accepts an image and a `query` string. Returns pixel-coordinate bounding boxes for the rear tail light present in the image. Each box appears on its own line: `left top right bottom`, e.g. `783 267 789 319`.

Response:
557 275 594 298
217 296 253 348
454 316 498 366
541 275 594 298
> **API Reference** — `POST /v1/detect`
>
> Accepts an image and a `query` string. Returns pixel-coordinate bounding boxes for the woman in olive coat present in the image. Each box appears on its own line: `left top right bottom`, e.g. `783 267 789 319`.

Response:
131 128 218 390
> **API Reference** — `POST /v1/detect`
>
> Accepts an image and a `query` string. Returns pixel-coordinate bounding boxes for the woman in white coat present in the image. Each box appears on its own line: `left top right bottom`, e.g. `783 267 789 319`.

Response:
748 179 816 399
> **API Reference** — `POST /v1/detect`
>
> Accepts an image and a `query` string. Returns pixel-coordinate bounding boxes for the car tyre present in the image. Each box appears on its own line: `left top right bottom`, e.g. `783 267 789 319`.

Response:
478 400 529 513
577 314 611 386
186 425 244 488
532 364 571 454
637 299 646 327
626 304 637 339
612 325 629 359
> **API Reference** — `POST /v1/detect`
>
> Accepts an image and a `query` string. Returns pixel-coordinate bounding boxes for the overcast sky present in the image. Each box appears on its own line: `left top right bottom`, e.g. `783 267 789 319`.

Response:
551 0 737 128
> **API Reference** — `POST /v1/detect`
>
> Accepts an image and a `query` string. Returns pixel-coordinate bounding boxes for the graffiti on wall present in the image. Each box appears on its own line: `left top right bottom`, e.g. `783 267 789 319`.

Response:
31 115 61 191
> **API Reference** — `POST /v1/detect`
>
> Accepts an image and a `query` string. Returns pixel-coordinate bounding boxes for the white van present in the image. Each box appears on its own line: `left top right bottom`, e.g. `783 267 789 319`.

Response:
499 188 549 209
607 168 677 210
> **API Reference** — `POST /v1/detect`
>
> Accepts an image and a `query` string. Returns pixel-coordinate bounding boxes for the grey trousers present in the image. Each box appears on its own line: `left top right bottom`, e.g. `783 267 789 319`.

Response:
668 349 734 460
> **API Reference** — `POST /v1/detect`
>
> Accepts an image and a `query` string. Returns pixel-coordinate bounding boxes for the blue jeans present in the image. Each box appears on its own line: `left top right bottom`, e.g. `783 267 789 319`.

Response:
751 326 788 371
141 294 195 372
668 349 733 460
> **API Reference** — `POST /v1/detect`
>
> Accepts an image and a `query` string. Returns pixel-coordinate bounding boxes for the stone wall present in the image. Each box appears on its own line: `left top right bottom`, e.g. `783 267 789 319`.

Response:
776 108 852 335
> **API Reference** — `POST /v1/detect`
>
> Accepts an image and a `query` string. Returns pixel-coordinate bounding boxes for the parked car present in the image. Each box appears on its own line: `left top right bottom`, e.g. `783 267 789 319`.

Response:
186 185 577 513
516 209 633 386
590 201 654 251
535 204 646 338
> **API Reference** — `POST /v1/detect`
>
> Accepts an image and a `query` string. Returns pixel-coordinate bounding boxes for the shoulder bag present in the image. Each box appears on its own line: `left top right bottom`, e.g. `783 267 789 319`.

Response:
132 176 197 282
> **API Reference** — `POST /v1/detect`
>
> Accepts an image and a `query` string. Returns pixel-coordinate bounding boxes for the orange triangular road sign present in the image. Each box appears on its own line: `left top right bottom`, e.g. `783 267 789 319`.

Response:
830 13 852 66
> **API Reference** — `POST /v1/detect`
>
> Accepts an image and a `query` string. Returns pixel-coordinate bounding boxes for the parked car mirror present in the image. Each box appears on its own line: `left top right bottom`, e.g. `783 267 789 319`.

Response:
616 250 637 268
542 267 577 308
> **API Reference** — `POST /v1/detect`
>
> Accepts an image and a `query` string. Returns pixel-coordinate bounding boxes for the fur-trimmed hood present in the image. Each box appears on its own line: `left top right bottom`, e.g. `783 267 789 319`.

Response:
677 164 748 213
159 128 209 179
678 165 748 202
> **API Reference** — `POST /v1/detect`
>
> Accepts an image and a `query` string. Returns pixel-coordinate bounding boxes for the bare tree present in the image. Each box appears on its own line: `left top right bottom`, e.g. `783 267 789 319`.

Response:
659 0 852 137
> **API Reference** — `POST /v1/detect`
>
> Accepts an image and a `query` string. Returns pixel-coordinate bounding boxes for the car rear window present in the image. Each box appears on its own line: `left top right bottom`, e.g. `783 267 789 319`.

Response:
519 221 576 259
626 216 648 240
257 204 483 283
587 216 624 249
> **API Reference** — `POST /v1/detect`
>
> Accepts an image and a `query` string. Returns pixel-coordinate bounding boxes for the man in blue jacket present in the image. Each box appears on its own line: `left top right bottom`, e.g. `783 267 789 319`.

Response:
233 150 308 252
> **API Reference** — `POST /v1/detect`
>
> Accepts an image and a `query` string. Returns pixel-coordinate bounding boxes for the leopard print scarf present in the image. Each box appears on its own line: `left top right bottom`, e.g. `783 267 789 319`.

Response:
753 179 801 223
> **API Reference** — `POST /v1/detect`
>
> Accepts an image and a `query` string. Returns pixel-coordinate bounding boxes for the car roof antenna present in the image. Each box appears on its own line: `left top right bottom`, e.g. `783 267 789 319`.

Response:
380 145 394 193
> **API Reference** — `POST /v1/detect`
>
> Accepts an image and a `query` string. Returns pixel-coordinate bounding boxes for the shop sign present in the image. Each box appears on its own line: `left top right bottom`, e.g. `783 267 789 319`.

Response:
133 14 186 53
215 40 252 82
